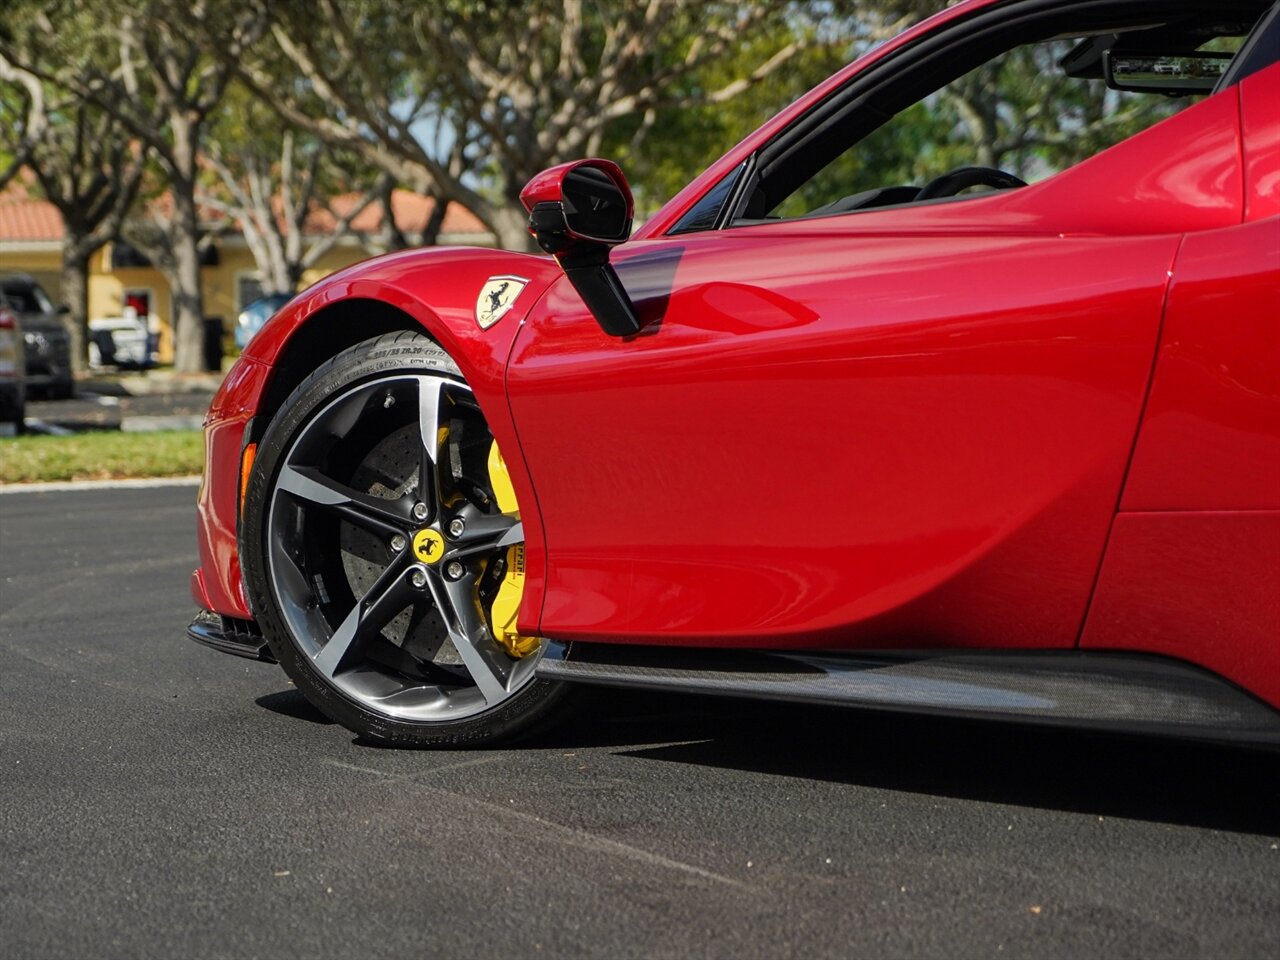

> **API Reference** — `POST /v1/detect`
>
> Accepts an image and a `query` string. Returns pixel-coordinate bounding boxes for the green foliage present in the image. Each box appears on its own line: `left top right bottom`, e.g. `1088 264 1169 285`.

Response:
602 31 847 213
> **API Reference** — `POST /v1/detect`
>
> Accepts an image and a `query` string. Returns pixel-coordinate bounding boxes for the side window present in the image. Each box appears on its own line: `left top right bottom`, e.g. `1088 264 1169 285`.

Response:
748 20 1255 224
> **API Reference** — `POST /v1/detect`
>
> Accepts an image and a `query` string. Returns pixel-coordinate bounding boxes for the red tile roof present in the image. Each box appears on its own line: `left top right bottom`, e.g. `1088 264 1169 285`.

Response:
313 191 490 237
0 185 490 244
0 189 63 242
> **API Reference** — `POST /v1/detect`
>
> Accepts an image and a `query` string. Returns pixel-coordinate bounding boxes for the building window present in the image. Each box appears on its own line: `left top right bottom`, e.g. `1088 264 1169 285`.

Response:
123 288 152 320
237 274 265 314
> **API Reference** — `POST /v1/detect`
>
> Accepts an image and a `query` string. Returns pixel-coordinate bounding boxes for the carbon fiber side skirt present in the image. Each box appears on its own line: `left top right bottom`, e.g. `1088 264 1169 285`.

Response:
537 643 1280 747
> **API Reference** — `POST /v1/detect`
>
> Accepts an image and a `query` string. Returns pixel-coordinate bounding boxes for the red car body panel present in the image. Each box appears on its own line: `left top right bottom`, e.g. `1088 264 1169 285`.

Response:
1121 218 1280 511
194 355 270 617
192 5 1280 712
1241 64 1280 222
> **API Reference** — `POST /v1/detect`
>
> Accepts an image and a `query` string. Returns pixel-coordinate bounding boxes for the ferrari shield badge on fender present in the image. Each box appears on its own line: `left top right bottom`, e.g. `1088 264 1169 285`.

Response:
475 275 529 329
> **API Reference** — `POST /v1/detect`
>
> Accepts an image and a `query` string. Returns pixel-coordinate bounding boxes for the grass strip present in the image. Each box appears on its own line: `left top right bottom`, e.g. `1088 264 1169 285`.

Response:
0 430 204 484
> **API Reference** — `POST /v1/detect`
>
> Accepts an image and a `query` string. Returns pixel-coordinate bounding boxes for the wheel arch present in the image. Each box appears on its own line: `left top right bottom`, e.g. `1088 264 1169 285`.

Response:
250 297 430 444
231 248 561 640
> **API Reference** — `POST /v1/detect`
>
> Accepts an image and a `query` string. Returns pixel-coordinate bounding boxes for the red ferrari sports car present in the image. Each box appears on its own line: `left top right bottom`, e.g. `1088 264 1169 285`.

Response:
190 0 1280 748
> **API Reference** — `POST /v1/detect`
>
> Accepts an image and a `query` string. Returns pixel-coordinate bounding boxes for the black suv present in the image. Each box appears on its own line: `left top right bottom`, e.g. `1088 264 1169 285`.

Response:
0 274 73 399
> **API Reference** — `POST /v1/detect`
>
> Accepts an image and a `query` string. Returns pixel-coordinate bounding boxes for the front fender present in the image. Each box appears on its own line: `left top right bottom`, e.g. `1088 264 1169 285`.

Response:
242 246 560 375
198 245 562 636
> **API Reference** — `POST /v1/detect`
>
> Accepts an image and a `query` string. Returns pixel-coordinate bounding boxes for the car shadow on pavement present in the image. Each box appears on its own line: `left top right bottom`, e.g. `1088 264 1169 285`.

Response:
256 688 335 725
253 681 1279 835
548 687 1280 837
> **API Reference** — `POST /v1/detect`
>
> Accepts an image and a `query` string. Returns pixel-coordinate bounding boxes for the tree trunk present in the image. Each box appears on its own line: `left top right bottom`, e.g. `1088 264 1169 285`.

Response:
271 256 294 297
169 185 208 372
490 203 537 252
266 220 293 294
420 196 449 248
59 241 91 374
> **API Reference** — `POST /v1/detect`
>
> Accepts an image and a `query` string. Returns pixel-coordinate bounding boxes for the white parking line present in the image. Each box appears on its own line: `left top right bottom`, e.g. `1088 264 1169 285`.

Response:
0 475 201 495
78 391 121 407
21 418 75 437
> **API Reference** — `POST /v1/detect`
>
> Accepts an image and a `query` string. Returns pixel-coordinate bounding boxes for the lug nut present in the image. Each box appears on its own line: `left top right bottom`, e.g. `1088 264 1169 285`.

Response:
390 534 407 552
448 517 466 538
446 561 465 580
412 502 429 521
410 569 427 588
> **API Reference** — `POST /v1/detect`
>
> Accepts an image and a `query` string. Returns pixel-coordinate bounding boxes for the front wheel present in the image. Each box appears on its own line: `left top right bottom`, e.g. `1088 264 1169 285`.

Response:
240 332 566 747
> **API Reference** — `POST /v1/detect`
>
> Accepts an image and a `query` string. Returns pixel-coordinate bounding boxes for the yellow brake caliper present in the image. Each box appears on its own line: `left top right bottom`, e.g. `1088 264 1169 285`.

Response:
486 440 539 658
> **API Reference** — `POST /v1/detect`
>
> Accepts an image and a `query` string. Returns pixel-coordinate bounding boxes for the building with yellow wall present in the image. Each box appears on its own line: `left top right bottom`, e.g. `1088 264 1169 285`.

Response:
0 189 494 363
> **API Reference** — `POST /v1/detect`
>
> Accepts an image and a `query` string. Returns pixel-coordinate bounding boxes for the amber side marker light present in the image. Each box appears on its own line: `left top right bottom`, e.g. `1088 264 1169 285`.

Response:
239 442 257 519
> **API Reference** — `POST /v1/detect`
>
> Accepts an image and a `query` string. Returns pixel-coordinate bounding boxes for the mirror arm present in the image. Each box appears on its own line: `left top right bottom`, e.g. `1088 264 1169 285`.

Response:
557 246 641 338
527 200 641 338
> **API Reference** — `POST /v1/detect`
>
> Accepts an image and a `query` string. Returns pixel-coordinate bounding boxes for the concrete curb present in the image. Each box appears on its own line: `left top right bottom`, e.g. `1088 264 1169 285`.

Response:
0 475 201 495
121 415 207 432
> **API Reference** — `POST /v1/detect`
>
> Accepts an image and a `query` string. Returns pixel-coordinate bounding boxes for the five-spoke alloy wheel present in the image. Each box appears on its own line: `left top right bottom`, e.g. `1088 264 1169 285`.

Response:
240 332 565 746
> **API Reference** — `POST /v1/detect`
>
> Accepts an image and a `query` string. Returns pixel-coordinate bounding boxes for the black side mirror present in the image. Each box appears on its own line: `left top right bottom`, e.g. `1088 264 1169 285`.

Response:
520 159 640 337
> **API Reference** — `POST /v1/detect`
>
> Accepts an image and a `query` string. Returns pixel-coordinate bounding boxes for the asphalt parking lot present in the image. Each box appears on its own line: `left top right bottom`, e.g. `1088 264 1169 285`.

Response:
1 483 1278 959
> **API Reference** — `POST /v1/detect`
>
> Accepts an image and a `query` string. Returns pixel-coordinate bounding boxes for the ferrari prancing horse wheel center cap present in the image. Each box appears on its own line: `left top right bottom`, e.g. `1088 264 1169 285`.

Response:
412 528 445 565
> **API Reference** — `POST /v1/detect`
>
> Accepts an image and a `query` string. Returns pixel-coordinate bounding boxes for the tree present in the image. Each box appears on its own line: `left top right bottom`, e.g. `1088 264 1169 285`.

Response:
1 0 253 371
223 0 815 249
600 29 848 212
0 50 146 371
199 89 381 296
105 4 249 371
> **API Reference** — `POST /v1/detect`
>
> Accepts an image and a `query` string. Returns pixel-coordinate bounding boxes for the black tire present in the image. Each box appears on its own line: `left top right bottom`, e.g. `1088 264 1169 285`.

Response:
240 331 567 747
52 375 74 400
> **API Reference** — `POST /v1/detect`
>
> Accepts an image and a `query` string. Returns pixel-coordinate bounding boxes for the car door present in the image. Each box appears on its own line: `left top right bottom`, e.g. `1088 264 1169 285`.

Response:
506 88 1243 651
